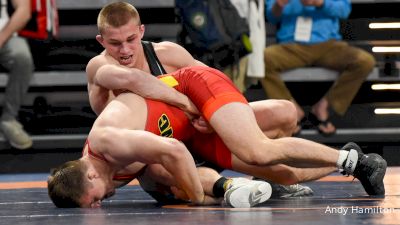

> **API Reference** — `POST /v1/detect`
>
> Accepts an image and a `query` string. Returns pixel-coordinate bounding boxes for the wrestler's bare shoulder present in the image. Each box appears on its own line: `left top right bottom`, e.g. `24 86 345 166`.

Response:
86 53 120 79
152 41 203 70
88 52 119 67
98 92 148 129
152 41 182 51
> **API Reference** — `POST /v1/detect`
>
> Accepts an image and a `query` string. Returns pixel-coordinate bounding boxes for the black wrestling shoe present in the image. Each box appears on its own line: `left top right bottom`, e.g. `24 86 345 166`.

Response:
341 142 363 154
352 153 387 196
342 142 387 196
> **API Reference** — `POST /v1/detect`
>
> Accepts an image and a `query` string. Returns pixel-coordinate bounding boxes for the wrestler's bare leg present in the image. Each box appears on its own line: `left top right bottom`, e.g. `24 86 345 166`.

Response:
231 155 337 185
250 99 297 138
209 102 340 168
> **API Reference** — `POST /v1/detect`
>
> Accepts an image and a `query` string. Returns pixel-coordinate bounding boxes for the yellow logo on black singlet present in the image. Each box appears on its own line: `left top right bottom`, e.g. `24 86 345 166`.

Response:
158 114 173 137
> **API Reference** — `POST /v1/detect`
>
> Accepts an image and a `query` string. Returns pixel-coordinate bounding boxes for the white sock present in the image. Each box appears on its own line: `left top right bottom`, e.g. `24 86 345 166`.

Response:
343 149 359 174
336 150 349 169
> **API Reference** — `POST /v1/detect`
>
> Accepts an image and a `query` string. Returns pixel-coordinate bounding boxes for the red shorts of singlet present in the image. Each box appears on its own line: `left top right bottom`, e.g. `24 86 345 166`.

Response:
158 66 248 121
157 66 248 169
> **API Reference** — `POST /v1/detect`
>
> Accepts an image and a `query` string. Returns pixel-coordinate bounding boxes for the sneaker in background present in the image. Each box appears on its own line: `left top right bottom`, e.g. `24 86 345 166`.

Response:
0 119 32 149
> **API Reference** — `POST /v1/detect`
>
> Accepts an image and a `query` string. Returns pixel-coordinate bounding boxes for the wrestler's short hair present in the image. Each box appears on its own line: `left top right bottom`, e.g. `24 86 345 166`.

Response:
47 160 88 208
97 2 141 34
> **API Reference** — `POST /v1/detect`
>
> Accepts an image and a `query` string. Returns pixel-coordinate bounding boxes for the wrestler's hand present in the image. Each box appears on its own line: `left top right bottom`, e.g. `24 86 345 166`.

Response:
180 97 214 133
181 98 212 133
170 186 190 201
181 97 200 117
170 186 221 206
191 116 214 134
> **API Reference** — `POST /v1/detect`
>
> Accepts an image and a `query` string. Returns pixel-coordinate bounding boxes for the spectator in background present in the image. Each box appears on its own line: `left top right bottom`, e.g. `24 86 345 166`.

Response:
0 0 33 149
262 0 375 136
228 0 267 92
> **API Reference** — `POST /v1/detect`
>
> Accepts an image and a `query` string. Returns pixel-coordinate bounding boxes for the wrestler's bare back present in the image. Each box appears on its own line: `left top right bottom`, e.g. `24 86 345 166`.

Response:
83 92 149 176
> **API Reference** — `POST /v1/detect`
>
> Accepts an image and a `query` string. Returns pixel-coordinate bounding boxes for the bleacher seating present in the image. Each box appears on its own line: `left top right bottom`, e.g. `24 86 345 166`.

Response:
1 0 400 172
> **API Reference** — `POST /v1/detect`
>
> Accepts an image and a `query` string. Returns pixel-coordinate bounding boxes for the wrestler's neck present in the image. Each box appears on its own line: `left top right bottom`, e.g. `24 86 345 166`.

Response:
82 156 116 180
132 46 152 73
133 49 148 71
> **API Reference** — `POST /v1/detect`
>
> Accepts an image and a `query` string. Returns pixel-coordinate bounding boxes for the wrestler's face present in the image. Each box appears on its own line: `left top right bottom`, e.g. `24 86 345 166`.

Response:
80 177 116 208
97 19 144 68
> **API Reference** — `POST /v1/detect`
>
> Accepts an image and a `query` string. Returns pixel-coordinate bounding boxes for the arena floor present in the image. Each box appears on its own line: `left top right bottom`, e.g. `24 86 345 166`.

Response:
0 168 398 225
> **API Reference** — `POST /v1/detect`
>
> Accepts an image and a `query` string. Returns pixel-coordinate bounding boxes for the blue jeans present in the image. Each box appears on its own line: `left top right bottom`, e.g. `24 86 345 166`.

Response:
0 36 34 121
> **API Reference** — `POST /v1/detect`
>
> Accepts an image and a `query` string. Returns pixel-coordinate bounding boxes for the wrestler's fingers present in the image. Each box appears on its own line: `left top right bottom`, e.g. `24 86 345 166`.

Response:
184 99 200 116
190 195 221 206
197 116 213 127
170 186 189 201
192 118 214 134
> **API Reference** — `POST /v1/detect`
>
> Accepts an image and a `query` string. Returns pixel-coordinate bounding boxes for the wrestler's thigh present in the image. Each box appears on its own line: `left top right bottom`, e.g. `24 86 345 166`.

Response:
209 102 266 155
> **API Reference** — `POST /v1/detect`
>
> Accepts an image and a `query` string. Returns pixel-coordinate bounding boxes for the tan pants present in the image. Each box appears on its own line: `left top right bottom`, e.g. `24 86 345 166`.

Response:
261 40 375 115
223 57 249 93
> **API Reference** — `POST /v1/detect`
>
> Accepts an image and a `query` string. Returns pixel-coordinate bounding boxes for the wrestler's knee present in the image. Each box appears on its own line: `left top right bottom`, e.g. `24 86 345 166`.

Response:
275 173 301 185
274 100 297 137
268 169 301 185
137 174 184 205
142 164 175 186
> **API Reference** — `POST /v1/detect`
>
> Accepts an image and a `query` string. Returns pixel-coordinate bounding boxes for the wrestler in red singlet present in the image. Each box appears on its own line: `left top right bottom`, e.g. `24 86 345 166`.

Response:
156 66 250 169
84 66 244 179
83 98 197 182
158 66 248 121
144 99 233 169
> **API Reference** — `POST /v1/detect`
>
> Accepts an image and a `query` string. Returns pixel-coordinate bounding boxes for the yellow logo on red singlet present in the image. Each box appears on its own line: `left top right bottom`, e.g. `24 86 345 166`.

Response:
159 75 179 87
158 114 173 137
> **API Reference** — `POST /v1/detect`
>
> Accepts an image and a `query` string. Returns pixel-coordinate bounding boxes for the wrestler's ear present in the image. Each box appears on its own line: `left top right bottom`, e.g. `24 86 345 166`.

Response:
87 170 99 181
139 24 145 39
96 35 105 47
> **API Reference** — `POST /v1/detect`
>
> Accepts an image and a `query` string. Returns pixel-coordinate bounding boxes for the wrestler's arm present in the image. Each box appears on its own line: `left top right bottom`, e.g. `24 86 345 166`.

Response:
155 42 214 133
86 55 115 115
93 63 199 116
153 41 207 69
88 127 206 204
0 0 31 47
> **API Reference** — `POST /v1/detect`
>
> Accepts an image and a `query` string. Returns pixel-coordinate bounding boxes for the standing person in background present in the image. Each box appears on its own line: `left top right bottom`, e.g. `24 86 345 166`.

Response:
0 0 33 149
262 0 375 136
